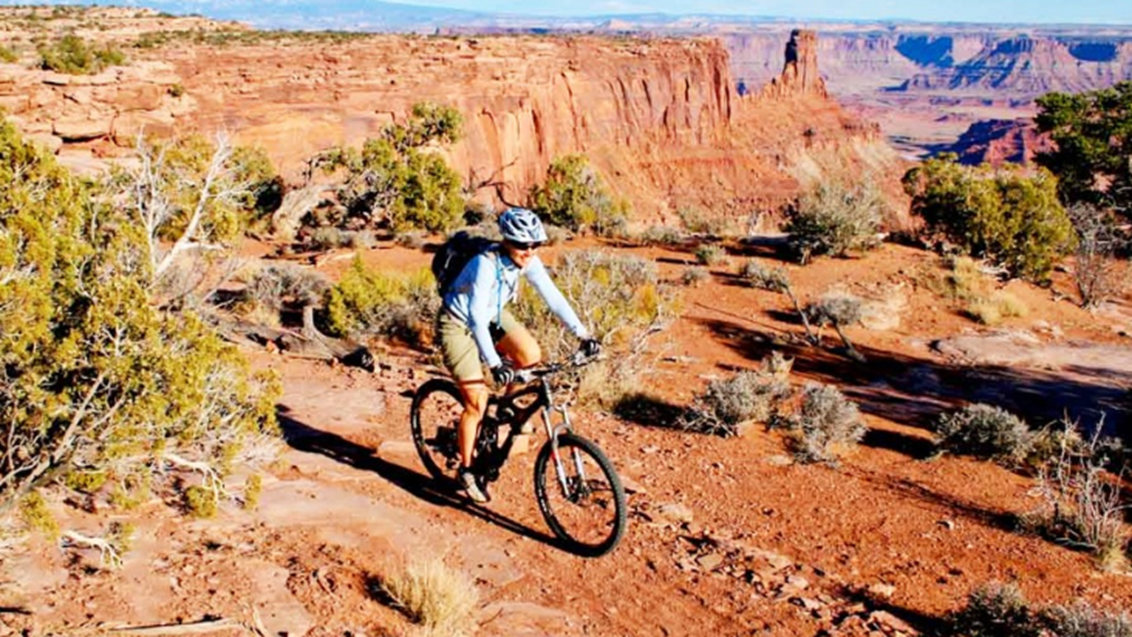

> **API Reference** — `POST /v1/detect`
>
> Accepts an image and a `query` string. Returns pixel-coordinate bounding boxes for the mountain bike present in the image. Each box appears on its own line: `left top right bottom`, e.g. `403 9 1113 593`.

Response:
410 354 627 557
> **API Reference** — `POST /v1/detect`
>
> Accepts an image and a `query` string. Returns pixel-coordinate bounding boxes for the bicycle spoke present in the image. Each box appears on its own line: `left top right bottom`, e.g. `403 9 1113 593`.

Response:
534 433 627 557
410 380 465 482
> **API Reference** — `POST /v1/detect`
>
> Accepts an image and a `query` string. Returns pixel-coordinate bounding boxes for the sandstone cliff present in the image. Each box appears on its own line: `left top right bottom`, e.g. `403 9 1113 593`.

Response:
0 8 868 222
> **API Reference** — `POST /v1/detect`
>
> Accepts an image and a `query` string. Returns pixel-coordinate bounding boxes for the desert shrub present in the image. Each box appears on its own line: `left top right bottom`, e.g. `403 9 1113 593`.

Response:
314 102 465 233
380 557 479 636
0 45 17 63
323 258 438 346
1039 601 1132 637
528 154 628 236
681 357 792 436
944 582 1040 637
933 404 1032 464
636 224 684 247
784 383 866 463
242 474 263 511
966 291 1028 325
903 155 1076 281
19 492 59 540
1069 203 1129 309
1035 83 1132 217
395 229 428 250
739 260 791 293
807 291 864 329
38 34 126 74
682 266 709 287
0 119 279 511
168 82 185 97
184 485 218 518
693 243 727 266
678 206 728 236
937 255 991 301
512 250 680 406
807 289 866 359
784 179 883 262
246 263 329 314
1034 421 1129 571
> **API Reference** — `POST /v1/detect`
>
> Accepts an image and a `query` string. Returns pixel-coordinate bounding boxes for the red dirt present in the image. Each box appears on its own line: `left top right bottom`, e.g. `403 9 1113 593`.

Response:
4 238 1132 637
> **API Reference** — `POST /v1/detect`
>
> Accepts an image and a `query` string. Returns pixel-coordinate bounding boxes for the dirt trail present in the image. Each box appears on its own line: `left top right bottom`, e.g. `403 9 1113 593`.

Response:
5 241 1132 637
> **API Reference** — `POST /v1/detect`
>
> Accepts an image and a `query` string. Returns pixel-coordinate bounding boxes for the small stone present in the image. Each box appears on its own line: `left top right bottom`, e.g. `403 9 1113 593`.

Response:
869 610 915 634
785 575 810 590
938 519 955 530
696 553 724 571
794 597 823 611
868 583 897 598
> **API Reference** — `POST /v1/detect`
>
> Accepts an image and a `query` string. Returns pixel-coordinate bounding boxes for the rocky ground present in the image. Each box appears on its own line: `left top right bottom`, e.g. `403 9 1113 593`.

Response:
3 238 1132 637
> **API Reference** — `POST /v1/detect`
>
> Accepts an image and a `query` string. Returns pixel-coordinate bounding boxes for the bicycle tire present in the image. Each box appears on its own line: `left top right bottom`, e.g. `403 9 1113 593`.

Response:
533 432 627 557
410 378 465 482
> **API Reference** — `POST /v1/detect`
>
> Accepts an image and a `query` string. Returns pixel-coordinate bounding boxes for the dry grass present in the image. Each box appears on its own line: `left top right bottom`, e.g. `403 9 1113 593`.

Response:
381 557 479 637
967 291 1029 326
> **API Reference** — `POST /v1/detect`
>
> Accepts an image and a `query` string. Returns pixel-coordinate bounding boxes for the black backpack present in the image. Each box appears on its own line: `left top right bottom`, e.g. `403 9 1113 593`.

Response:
431 231 499 296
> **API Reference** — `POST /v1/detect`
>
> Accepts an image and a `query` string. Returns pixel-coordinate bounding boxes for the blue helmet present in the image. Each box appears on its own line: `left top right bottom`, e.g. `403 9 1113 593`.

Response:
498 207 548 244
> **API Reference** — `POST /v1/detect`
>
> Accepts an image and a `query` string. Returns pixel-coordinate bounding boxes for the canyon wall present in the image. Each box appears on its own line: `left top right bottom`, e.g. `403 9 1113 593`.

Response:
0 9 867 222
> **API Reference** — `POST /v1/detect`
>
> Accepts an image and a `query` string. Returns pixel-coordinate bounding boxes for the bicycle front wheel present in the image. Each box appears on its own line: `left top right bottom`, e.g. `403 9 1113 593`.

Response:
533 433 627 557
410 379 464 482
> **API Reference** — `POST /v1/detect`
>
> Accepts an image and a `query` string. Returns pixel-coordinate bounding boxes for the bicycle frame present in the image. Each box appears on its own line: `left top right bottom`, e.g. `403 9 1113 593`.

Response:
485 366 583 495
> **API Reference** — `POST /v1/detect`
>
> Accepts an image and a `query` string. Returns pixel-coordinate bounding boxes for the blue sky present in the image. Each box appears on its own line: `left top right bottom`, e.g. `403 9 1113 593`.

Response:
404 0 1132 24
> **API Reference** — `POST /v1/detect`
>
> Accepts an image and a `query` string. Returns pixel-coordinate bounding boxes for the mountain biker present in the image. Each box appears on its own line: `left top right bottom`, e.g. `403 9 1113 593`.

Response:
436 207 601 503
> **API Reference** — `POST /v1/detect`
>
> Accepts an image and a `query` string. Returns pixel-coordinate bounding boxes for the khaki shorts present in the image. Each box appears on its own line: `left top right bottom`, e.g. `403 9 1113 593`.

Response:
436 308 522 382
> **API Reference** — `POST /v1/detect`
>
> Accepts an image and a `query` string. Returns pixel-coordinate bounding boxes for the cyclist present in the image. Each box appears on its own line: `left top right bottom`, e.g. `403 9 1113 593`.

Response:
436 207 600 503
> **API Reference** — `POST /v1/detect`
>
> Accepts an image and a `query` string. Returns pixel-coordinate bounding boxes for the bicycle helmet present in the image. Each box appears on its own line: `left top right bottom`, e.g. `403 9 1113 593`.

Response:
498 207 548 244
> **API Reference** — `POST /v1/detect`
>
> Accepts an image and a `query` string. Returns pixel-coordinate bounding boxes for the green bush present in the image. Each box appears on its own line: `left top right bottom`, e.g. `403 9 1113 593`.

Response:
1035 82 1132 216
902 155 1076 282
785 383 866 463
0 45 17 63
681 266 709 287
934 403 1031 464
38 34 126 74
784 178 883 263
529 154 628 235
316 102 464 233
0 118 278 511
323 257 438 346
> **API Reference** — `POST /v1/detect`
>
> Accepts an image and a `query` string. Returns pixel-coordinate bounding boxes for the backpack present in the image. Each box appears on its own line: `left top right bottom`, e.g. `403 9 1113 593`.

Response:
431 231 499 296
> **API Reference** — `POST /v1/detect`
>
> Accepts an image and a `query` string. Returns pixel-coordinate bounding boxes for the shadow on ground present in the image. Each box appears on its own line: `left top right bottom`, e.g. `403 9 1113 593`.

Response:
693 316 1132 446
276 410 567 551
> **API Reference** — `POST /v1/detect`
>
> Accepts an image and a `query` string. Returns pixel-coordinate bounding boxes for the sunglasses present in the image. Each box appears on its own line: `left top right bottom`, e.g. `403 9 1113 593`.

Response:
507 240 544 251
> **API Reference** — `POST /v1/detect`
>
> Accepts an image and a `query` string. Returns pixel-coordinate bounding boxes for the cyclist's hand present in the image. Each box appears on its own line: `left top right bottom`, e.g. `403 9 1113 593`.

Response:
579 337 602 358
491 362 516 387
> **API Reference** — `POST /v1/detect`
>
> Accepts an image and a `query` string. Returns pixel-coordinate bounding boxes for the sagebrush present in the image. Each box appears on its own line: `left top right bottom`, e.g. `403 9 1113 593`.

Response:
784 383 866 463
933 403 1031 464
512 249 680 406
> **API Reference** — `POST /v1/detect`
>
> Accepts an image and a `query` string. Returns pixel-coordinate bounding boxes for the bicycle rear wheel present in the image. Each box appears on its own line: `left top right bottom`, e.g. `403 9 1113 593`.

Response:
410 379 464 482
533 433 627 557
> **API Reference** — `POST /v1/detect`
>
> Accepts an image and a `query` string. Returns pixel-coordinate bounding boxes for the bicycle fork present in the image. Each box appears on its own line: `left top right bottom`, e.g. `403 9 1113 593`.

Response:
542 405 585 498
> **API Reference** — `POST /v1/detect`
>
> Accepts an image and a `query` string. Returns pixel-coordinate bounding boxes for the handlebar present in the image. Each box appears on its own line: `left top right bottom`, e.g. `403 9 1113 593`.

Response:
513 351 600 384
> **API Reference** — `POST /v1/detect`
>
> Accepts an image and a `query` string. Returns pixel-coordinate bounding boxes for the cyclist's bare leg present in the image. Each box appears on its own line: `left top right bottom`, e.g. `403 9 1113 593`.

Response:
495 323 541 370
456 380 489 470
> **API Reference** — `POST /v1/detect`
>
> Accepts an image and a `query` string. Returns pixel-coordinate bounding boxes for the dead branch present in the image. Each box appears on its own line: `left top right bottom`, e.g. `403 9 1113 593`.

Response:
109 618 242 635
61 529 123 569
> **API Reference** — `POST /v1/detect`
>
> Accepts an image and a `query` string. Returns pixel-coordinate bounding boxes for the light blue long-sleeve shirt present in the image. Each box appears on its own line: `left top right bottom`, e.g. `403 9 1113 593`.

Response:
442 250 589 369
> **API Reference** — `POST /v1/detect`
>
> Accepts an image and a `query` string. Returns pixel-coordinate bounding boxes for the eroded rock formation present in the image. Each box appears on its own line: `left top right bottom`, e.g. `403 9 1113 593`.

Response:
0 9 867 221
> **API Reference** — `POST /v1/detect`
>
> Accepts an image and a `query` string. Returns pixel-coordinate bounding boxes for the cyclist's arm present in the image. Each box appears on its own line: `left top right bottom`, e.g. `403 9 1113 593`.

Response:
525 257 590 339
466 254 505 369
